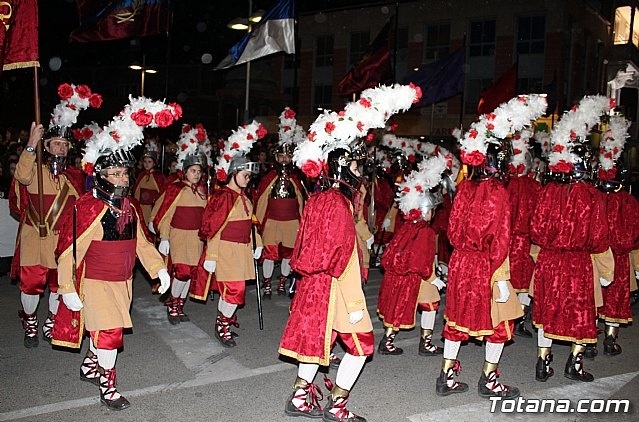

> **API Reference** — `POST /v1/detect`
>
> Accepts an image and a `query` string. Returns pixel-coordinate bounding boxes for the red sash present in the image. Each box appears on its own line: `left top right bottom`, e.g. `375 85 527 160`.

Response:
220 220 251 243
171 206 203 230
139 187 159 205
267 198 299 221
84 239 137 281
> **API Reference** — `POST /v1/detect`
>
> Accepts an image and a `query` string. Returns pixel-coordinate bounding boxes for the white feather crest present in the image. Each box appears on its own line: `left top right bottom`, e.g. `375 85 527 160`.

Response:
215 120 266 180
278 107 306 146
293 83 420 177
176 123 211 170
548 95 613 172
599 115 630 172
396 153 447 219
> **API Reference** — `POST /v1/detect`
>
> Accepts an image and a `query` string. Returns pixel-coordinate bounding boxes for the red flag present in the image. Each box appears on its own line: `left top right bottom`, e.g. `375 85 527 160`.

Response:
0 0 39 71
338 17 395 97
70 0 170 43
477 62 517 115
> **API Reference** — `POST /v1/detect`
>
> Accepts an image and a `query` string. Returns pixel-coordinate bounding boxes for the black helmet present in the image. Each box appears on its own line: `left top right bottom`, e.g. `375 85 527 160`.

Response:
326 140 368 198
595 160 628 193
469 142 509 181
569 143 593 182
93 149 136 200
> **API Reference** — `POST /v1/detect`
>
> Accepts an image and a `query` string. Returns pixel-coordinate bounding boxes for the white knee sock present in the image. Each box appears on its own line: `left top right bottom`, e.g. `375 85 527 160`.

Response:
335 353 366 391
48 292 60 315
21 292 39 315
537 328 553 348
420 310 436 330
517 292 531 306
89 339 98 354
263 259 275 278
297 362 320 384
485 341 504 364
96 348 117 370
606 322 620 328
180 279 191 299
443 339 461 360
218 298 237 318
281 259 291 277
171 278 188 298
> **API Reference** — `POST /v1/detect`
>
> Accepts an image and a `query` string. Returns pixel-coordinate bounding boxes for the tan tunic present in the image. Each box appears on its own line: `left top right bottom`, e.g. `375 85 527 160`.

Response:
591 247 615 308
255 176 304 249
354 184 373 269
14 152 80 268
134 173 162 224
490 257 524 326
205 194 262 282
331 244 374 333
417 262 441 305
151 184 206 266
57 207 165 331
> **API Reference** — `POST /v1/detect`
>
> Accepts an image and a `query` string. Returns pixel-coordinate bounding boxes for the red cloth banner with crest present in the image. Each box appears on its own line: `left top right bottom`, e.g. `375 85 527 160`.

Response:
0 0 39 71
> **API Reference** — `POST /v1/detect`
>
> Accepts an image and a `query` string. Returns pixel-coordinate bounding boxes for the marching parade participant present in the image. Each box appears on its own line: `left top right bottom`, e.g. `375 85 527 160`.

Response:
279 83 421 422
254 107 305 297
150 123 210 324
436 95 546 399
51 96 180 410
133 137 165 224
506 128 542 337
376 152 448 356
192 121 266 348
11 83 99 347
531 95 614 383
594 115 638 356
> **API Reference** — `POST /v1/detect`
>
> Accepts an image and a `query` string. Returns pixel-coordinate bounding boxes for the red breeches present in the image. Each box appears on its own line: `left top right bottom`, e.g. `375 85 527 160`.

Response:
19 266 58 295
216 280 246 305
90 328 124 350
330 330 375 357
172 263 198 281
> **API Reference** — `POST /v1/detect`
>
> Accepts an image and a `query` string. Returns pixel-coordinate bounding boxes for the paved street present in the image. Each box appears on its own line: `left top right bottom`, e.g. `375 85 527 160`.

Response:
1 267 638 422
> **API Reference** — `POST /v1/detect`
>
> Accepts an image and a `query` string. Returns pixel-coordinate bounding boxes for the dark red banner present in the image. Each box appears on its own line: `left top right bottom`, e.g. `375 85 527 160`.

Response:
70 0 170 43
0 0 39 71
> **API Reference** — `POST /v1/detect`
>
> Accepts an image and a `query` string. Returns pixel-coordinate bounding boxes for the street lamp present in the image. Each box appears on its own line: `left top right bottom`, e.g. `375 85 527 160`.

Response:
129 55 157 96
227 1 264 123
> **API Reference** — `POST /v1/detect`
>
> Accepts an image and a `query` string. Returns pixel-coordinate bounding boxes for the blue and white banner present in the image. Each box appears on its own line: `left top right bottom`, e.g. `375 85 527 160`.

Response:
215 0 296 70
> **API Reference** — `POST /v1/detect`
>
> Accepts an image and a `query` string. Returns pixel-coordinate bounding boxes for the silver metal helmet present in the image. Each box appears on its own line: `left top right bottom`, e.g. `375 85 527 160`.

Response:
227 155 259 175
93 149 136 199
182 151 208 171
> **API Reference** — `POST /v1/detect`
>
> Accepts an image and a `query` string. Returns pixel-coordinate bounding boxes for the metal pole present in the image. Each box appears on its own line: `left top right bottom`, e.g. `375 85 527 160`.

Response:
141 71 146 97
243 0 253 123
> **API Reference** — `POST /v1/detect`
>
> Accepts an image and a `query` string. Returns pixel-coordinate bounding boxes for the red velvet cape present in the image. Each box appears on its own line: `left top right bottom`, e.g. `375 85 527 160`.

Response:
191 187 242 299
133 169 165 199
531 182 609 342
9 166 85 279
51 193 148 348
599 190 639 322
506 175 541 291
279 189 357 361
377 220 435 329
444 178 511 334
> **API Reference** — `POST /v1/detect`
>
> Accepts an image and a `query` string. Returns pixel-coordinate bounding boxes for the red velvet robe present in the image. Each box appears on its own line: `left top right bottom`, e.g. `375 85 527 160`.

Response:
506 175 541 292
531 181 609 343
377 220 435 329
599 190 639 323
278 189 357 362
444 178 511 335
363 176 393 242
430 193 453 264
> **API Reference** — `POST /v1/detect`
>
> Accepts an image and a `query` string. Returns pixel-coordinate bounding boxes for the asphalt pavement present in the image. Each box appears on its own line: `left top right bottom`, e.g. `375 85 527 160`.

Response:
1 266 638 422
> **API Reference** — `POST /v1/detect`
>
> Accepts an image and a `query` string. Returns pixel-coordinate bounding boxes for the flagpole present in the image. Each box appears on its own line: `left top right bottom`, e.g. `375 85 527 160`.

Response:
243 0 253 124
33 65 46 238
458 34 467 128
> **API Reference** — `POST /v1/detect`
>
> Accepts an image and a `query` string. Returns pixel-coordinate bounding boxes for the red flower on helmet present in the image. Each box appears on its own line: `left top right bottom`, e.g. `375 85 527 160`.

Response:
57 83 74 100
89 93 103 108
301 160 322 178
131 109 153 126
75 85 92 99
154 109 175 128
461 150 485 166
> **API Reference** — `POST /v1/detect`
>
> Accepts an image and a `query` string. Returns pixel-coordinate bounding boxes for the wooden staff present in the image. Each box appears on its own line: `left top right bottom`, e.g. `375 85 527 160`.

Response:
33 66 46 238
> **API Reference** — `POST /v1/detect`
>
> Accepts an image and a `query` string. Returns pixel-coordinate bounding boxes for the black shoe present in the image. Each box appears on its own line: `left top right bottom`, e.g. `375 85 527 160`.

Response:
435 367 469 396
322 396 366 422
418 337 443 356
80 371 100 386
564 353 594 382
284 389 323 419
377 334 403 355
514 321 533 337
583 344 598 360
535 355 554 382
603 335 622 356
24 335 39 348
167 308 181 325
100 395 131 411
478 371 520 399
